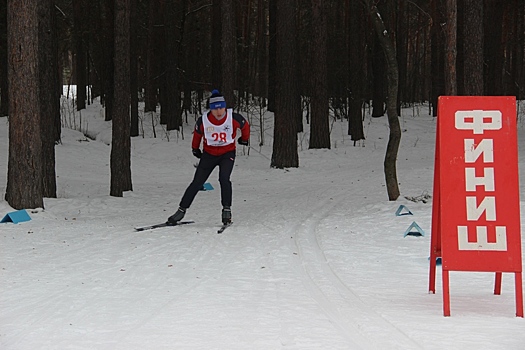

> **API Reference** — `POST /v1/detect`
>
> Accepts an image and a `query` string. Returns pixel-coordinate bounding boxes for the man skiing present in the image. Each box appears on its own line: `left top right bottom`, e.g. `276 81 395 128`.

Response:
167 90 250 226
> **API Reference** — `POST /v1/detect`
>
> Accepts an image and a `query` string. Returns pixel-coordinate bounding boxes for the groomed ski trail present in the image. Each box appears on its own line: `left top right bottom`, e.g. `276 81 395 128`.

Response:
288 195 423 349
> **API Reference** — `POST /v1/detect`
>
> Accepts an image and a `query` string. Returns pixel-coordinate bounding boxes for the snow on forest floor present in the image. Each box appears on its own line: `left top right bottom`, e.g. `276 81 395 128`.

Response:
1 98 525 349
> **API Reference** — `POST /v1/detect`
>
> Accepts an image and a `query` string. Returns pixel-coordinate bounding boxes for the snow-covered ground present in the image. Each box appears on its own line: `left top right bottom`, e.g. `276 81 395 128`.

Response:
1 97 524 349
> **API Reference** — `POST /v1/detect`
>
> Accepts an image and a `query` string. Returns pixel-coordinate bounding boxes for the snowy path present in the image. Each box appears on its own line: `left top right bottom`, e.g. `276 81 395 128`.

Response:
2 109 525 349
290 195 421 349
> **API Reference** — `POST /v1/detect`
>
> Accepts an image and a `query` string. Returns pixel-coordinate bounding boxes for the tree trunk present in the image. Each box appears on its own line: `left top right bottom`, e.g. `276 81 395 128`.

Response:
271 0 299 168
5 0 43 209
165 0 180 131
102 0 114 121
309 0 330 149
431 0 445 115
367 0 401 201
144 0 159 113
347 0 365 141
38 0 58 198
221 0 236 107
483 0 503 95
130 0 139 137
462 0 483 95
110 0 132 197
267 0 276 112
74 0 87 110
211 0 222 90
444 0 457 95
0 0 7 117
371 37 386 118
256 0 268 100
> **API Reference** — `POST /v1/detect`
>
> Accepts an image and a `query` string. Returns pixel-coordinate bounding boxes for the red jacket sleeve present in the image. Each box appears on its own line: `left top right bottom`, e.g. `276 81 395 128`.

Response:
233 113 250 143
191 118 204 149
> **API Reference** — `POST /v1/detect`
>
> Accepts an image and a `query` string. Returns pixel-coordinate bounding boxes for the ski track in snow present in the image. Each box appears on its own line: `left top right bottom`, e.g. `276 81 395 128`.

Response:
287 190 422 349
2 103 525 349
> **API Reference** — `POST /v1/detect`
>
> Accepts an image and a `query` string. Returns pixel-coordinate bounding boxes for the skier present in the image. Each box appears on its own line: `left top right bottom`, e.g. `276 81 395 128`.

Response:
167 90 250 226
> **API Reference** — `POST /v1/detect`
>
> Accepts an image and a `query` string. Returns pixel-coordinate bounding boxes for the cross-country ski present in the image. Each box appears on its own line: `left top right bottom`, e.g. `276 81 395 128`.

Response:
134 221 194 231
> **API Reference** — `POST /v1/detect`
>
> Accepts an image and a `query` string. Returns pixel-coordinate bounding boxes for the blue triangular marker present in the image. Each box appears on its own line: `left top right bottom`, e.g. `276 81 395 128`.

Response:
404 221 424 237
0 209 31 224
395 205 413 216
200 182 214 191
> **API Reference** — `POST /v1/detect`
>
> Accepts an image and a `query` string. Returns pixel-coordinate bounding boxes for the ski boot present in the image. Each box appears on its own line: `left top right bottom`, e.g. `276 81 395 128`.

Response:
168 207 186 225
222 206 232 225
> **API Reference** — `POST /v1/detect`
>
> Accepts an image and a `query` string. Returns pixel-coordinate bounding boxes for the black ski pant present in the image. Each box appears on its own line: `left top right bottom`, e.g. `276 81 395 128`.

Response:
179 150 236 209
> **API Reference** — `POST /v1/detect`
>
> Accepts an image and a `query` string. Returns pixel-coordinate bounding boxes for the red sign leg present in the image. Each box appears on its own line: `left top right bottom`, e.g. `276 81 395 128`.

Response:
516 272 524 317
494 272 502 295
443 269 451 316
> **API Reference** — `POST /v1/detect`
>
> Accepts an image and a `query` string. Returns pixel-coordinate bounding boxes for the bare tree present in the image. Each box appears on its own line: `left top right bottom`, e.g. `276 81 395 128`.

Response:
221 0 236 107
211 0 222 89
0 0 7 117
444 0 457 95
130 0 139 136
365 0 401 200
144 0 160 113
39 0 59 198
165 0 182 131
110 0 132 197
347 0 365 142
5 0 43 209
483 0 503 95
271 0 299 168
309 0 330 149
102 0 115 121
74 0 87 110
267 0 276 112
462 0 483 95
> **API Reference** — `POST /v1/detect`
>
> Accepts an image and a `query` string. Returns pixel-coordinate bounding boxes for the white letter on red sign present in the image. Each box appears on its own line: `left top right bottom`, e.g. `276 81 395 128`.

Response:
466 196 496 221
464 139 494 163
465 168 495 191
457 226 507 250
455 110 502 134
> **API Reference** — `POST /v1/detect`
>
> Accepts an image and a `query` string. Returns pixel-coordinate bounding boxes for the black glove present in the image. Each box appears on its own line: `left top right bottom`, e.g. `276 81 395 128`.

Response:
237 138 249 146
192 148 202 158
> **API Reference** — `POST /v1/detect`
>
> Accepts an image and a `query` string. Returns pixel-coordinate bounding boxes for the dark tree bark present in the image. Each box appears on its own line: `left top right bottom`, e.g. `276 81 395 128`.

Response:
211 0 222 90
0 0 7 117
515 1 525 99
221 0 236 107
256 0 268 99
130 0 139 137
309 0 330 149
347 0 365 142
267 0 276 112
367 0 401 201
102 0 115 121
38 0 58 198
74 0 87 110
371 37 386 118
271 0 299 168
483 0 504 95
110 0 132 197
5 0 43 209
444 0 457 95
165 0 181 131
396 0 408 111
462 0 483 95
144 0 160 113
431 0 445 115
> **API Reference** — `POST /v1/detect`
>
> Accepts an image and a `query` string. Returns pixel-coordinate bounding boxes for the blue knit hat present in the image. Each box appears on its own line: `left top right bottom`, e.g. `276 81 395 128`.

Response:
209 89 226 109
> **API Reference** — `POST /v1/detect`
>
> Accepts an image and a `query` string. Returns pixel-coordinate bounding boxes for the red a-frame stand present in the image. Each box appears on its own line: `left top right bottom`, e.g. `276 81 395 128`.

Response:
429 96 523 317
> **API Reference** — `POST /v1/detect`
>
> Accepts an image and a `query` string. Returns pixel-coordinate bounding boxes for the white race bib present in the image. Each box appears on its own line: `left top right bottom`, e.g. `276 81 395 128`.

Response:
202 109 235 146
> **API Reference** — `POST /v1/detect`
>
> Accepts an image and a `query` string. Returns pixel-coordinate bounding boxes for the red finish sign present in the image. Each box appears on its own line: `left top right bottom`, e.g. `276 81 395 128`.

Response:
429 96 523 317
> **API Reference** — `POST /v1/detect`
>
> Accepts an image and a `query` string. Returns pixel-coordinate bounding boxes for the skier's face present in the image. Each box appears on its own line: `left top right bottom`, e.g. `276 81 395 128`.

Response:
211 108 226 119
